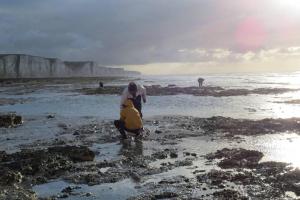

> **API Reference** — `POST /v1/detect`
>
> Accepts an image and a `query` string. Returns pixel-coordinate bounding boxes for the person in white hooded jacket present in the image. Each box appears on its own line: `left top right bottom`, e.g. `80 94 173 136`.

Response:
120 82 146 118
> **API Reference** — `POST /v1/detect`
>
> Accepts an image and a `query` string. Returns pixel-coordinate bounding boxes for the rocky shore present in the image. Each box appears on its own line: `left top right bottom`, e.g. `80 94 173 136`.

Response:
78 85 300 97
1 115 300 199
1 76 300 199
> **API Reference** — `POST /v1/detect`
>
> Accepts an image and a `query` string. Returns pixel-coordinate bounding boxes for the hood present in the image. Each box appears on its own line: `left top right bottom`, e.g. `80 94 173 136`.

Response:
123 99 134 108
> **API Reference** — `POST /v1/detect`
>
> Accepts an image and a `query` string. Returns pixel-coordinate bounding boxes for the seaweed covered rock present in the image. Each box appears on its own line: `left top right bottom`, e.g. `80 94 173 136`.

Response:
206 148 264 169
0 186 37 200
48 146 95 162
199 116 300 135
278 168 300 196
0 169 23 185
0 113 23 128
213 189 248 200
0 146 95 183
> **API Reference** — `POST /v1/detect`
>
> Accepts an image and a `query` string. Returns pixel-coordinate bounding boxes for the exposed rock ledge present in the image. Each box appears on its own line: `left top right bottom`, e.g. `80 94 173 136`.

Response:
78 85 300 97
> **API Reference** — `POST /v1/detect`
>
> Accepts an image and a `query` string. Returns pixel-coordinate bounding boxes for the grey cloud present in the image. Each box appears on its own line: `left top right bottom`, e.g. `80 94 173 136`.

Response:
0 0 299 65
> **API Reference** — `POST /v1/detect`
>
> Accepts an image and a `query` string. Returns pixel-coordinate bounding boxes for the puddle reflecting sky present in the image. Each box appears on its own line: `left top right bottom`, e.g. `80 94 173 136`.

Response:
33 178 137 200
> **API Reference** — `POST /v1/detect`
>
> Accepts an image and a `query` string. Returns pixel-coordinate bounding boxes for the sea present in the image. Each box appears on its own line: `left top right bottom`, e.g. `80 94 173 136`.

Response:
1 72 300 120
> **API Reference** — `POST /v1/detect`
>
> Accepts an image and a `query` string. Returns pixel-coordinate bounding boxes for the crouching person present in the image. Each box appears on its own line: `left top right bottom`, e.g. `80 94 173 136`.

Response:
114 99 143 139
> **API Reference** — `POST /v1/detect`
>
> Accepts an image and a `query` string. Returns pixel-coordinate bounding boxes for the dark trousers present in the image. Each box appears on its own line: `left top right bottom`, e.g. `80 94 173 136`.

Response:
131 95 142 118
114 120 141 138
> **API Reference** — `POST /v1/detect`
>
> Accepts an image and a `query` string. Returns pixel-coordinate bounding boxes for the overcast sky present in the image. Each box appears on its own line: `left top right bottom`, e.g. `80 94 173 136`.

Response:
1 0 300 74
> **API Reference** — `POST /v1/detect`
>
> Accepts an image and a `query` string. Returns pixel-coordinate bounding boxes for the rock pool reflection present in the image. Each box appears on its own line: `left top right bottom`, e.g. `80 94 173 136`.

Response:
119 139 144 158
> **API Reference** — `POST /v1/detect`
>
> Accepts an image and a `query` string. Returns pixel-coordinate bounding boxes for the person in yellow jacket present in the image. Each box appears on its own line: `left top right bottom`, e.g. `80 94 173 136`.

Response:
114 99 143 139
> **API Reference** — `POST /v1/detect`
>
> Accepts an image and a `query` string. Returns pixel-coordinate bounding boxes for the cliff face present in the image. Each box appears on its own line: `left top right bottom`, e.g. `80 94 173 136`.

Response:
0 54 140 78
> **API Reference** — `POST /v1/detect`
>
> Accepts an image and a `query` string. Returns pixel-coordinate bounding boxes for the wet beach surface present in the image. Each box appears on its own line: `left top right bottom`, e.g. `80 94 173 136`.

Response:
1 75 300 199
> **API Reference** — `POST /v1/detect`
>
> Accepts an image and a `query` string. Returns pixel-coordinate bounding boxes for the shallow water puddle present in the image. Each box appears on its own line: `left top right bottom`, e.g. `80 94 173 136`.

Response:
147 133 300 183
91 142 122 161
91 139 160 162
33 178 138 199
243 133 300 167
179 134 300 168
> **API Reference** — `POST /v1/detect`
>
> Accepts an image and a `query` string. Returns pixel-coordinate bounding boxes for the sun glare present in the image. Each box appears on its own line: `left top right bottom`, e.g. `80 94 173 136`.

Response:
269 135 300 168
275 0 300 15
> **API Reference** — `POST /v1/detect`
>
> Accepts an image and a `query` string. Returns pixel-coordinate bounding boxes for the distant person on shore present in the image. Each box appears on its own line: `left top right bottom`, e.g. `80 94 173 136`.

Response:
114 99 143 139
198 78 205 87
99 81 104 88
121 82 146 118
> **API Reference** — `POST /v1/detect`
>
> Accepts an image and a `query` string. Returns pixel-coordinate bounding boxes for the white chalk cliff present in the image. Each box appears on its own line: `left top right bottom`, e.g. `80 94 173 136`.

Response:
0 54 140 78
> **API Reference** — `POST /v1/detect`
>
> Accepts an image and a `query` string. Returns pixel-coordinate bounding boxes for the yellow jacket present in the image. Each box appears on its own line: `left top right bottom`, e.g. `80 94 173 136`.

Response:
121 99 143 130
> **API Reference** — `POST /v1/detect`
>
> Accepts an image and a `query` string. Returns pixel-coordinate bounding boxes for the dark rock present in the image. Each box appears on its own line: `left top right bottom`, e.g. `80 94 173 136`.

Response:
0 145 95 187
213 189 249 200
199 116 300 135
73 131 80 136
47 115 55 119
58 194 69 198
152 151 168 159
85 192 92 197
0 186 37 200
167 84 176 87
184 152 191 156
0 151 8 162
174 158 193 167
206 148 263 169
35 176 47 184
130 172 141 182
0 170 23 185
48 146 95 162
154 192 178 199
61 186 81 194
170 152 178 158
193 169 205 174
0 113 23 128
